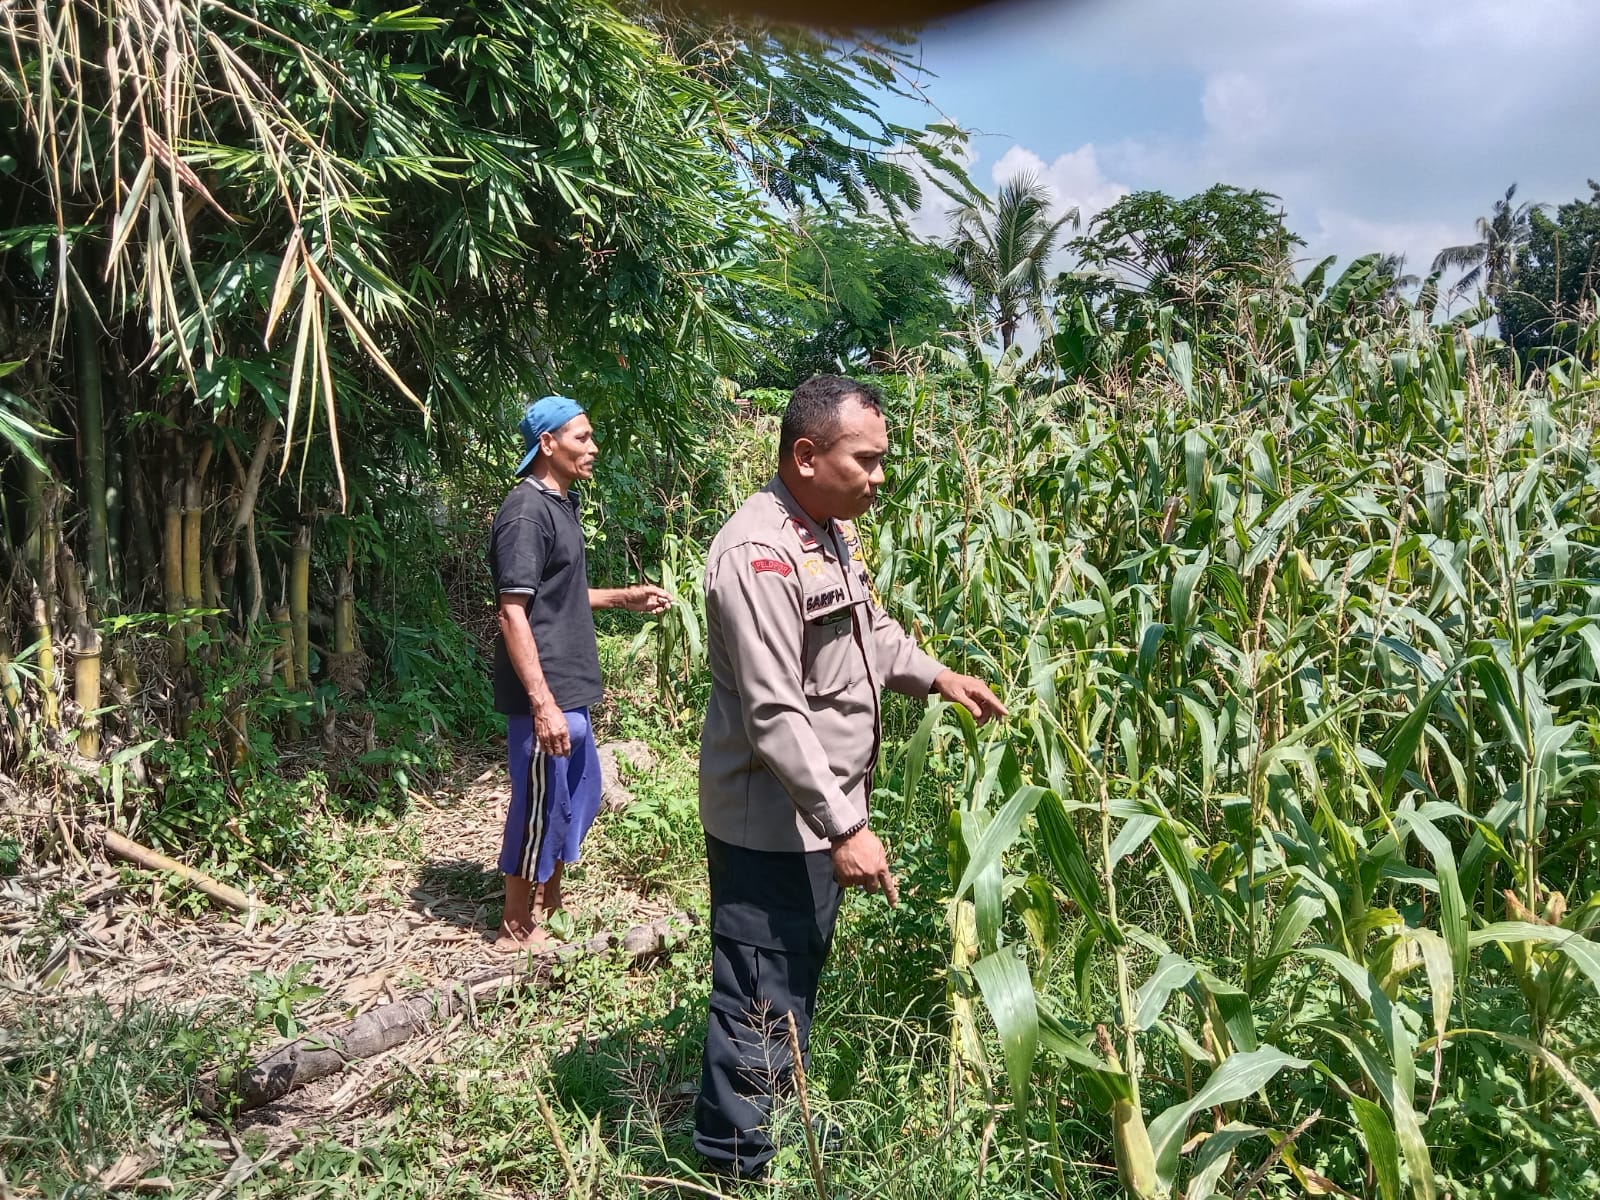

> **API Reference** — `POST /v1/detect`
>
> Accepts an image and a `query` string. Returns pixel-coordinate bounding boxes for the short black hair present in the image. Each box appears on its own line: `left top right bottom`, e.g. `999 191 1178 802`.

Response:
778 374 884 463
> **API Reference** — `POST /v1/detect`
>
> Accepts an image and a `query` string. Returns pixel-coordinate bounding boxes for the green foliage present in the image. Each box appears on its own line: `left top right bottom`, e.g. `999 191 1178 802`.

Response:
946 172 1079 351
748 214 958 387
0 996 231 1194
1499 180 1600 359
1431 183 1541 306
860 287 1600 1196
1062 184 1303 336
246 964 326 1041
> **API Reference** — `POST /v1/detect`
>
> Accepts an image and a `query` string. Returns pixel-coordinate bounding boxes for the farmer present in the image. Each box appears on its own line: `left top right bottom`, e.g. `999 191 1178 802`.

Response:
694 374 1006 1177
489 395 669 951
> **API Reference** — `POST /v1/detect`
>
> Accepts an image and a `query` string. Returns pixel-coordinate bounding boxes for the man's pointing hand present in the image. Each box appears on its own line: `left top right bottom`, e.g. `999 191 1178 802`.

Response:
933 669 1008 725
830 826 898 907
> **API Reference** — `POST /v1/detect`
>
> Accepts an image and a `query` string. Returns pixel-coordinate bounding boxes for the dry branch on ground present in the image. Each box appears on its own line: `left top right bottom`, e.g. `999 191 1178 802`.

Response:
196 912 694 1114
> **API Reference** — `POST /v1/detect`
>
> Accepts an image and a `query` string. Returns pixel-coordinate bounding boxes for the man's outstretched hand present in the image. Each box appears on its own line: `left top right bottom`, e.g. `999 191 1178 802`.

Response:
622 584 672 614
933 669 1008 724
831 826 899 907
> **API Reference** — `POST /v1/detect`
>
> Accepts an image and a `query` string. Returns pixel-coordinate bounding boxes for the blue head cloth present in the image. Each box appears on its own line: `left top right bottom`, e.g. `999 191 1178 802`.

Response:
516 395 584 476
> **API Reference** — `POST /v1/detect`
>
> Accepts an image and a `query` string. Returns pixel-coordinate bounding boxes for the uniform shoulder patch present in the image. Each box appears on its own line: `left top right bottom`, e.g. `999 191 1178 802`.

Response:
787 517 820 551
751 557 792 576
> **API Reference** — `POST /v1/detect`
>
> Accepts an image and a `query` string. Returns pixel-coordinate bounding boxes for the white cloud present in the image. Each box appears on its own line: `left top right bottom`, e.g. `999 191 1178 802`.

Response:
990 143 1129 231
885 137 978 242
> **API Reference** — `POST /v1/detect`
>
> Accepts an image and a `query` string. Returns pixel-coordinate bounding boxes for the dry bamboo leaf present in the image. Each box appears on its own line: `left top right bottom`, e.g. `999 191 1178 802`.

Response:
278 278 315 480
91 1152 156 1189
301 253 426 414
313 309 346 508
147 127 232 220
105 154 156 273
263 227 302 346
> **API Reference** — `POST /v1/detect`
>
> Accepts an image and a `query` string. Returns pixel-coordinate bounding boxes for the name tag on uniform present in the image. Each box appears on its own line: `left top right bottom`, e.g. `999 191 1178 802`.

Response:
806 586 846 614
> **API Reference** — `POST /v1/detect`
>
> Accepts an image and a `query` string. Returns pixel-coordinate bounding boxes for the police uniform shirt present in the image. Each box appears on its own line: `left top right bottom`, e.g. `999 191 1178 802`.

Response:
699 476 945 853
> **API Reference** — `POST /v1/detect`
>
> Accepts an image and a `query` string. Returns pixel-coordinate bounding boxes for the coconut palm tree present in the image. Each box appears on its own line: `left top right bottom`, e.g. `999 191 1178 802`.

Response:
945 173 1079 350
1431 184 1543 302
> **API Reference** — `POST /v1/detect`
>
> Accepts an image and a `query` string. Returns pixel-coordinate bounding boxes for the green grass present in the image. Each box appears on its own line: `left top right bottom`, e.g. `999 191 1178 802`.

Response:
0 646 1033 1199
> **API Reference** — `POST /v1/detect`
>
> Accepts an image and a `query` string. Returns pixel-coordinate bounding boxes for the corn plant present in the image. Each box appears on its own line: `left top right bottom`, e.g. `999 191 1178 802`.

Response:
878 303 1600 1198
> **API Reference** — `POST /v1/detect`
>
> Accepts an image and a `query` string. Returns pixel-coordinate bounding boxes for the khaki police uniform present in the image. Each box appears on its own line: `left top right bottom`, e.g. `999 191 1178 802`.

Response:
699 477 945 851
693 476 947 1177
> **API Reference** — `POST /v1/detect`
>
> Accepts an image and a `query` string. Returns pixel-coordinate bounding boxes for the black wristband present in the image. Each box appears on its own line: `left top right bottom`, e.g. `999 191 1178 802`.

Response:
830 818 869 844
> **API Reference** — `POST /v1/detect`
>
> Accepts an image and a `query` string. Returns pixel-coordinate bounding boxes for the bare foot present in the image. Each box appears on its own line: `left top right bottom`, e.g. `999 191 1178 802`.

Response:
490 924 562 954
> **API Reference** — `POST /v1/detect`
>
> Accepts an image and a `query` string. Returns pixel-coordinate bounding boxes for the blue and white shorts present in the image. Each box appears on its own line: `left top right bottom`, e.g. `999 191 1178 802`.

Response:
498 707 602 884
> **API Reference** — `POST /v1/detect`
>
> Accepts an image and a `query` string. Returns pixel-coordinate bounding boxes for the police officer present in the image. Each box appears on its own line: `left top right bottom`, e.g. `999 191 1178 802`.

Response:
694 374 1006 1178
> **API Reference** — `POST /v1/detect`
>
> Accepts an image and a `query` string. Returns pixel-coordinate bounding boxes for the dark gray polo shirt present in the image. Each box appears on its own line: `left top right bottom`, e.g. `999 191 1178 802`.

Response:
488 477 602 715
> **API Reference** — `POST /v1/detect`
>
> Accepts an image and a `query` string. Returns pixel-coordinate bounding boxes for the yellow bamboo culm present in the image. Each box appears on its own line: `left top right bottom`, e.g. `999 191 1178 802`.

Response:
271 605 295 689
73 625 102 759
32 494 60 730
0 624 23 738
182 502 203 610
290 523 312 686
57 552 102 759
29 586 57 731
162 497 185 666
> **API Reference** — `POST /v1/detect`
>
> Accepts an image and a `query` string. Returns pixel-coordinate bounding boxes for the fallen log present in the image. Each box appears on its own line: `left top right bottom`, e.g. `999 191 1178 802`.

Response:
195 911 694 1114
99 828 255 914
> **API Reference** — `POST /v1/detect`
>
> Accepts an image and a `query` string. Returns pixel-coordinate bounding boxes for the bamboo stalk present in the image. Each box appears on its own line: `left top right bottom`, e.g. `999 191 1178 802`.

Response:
162 482 185 667
243 512 264 626
99 827 253 912
32 488 60 730
73 288 110 597
57 545 102 758
290 522 311 684
0 621 23 739
271 604 295 688
182 499 203 611
333 537 355 655
73 626 102 758
181 443 213 650
20 446 45 578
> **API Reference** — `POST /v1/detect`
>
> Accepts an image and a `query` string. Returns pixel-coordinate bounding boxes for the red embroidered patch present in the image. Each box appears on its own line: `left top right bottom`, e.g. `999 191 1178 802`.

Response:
751 558 792 576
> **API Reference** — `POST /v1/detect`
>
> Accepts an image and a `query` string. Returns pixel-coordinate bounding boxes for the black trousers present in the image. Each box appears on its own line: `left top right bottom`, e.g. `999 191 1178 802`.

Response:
694 834 844 1177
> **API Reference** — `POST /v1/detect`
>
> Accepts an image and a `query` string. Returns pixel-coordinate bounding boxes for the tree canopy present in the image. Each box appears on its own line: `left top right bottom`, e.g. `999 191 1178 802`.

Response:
1498 181 1600 358
1062 184 1302 329
945 173 1077 351
747 214 957 387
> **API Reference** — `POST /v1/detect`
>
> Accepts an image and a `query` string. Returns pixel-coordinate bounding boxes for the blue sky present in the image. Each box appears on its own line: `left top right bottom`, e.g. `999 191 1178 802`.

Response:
880 0 1600 280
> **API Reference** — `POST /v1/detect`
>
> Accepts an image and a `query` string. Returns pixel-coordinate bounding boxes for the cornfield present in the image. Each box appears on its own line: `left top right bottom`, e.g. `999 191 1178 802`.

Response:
836 294 1600 1196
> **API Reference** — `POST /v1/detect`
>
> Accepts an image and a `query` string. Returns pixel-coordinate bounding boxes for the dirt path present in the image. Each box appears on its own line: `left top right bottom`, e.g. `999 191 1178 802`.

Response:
0 748 675 1029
